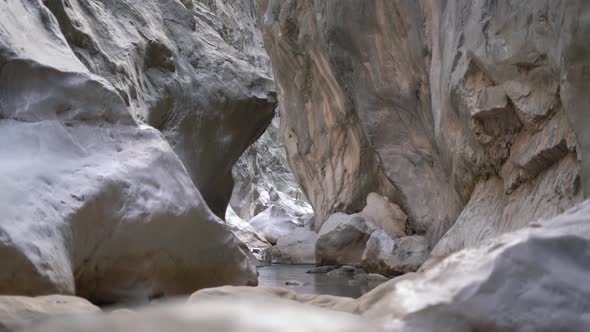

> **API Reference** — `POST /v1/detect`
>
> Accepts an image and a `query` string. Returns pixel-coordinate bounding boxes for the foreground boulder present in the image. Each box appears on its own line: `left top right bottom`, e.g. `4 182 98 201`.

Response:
361 231 429 277
23 295 384 332
0 0 256 303
315 213 374 265
0 295 100 331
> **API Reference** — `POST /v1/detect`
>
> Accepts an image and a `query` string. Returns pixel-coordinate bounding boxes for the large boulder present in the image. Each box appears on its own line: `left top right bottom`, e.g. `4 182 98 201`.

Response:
361 231 429 277
355 201 590 331
0 295 100 331
271 228 317 264
0 0 256 303
225 206 272 265
43 0 276 218
315 213 374 265
360 193 407 238
258 0 585 251
249 205 301 244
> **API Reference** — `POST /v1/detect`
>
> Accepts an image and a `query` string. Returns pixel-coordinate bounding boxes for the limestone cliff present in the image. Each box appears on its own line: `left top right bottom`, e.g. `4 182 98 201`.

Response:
258 0 587 254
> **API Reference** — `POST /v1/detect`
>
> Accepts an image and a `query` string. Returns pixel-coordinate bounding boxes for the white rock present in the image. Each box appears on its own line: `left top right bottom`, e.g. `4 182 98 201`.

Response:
0 295 100 331
249 205 301 244
271 228 317 264
361 193 407 238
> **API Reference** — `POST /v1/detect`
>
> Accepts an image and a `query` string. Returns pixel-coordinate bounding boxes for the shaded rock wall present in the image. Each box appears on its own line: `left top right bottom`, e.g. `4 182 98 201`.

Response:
44 0 276 217
0 0 275 303
258 0 587 252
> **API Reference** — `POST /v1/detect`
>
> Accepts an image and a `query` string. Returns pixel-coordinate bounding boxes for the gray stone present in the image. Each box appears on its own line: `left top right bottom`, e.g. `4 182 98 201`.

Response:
360 193 407 238
0 295 100 331
271 228 317 264
315 213 374 266
361 231 429 277
249 205 300 245
0 0 260 302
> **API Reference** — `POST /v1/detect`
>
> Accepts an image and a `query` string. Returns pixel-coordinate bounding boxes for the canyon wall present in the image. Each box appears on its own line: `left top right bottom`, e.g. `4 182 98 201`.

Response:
258 0 588 252
0 0 273 302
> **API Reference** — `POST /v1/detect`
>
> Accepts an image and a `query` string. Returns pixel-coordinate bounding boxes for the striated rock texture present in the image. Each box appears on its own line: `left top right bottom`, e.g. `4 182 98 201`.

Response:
0 0 275 303
44 0 276 218
229 114 313 223
258 0 587 253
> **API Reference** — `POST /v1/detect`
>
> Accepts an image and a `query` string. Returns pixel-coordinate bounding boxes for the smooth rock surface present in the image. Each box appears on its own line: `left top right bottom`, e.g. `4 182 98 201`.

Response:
0 0 257 303
361 193 407 238
0 295 100 331
43 0 276 218
23 295 384 332
230 114 313 222
249 205 301 244
315 213 374 266
361 231 429 277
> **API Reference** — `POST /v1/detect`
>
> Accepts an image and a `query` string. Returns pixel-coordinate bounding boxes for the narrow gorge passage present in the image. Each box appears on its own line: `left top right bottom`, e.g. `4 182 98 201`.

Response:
2 0 590 331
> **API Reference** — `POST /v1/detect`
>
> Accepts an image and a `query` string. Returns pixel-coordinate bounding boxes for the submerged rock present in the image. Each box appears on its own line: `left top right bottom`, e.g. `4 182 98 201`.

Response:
361 193 407 238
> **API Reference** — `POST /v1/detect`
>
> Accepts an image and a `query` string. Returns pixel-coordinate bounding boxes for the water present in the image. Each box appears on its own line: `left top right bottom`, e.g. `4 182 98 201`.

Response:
257 264 385 298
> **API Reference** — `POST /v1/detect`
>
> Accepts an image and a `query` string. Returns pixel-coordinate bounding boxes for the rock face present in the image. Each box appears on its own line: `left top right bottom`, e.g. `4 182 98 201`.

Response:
271 228 317 264
43 0 276 218
0 0 269 302
258 0 586 254
315 213 374 265
0 295 100 331
361 231 429 277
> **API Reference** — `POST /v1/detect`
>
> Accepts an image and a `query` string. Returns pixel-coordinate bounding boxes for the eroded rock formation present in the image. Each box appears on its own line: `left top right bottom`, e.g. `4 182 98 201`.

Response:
44 0 276 218
0 0 275 303
258 0 588 256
